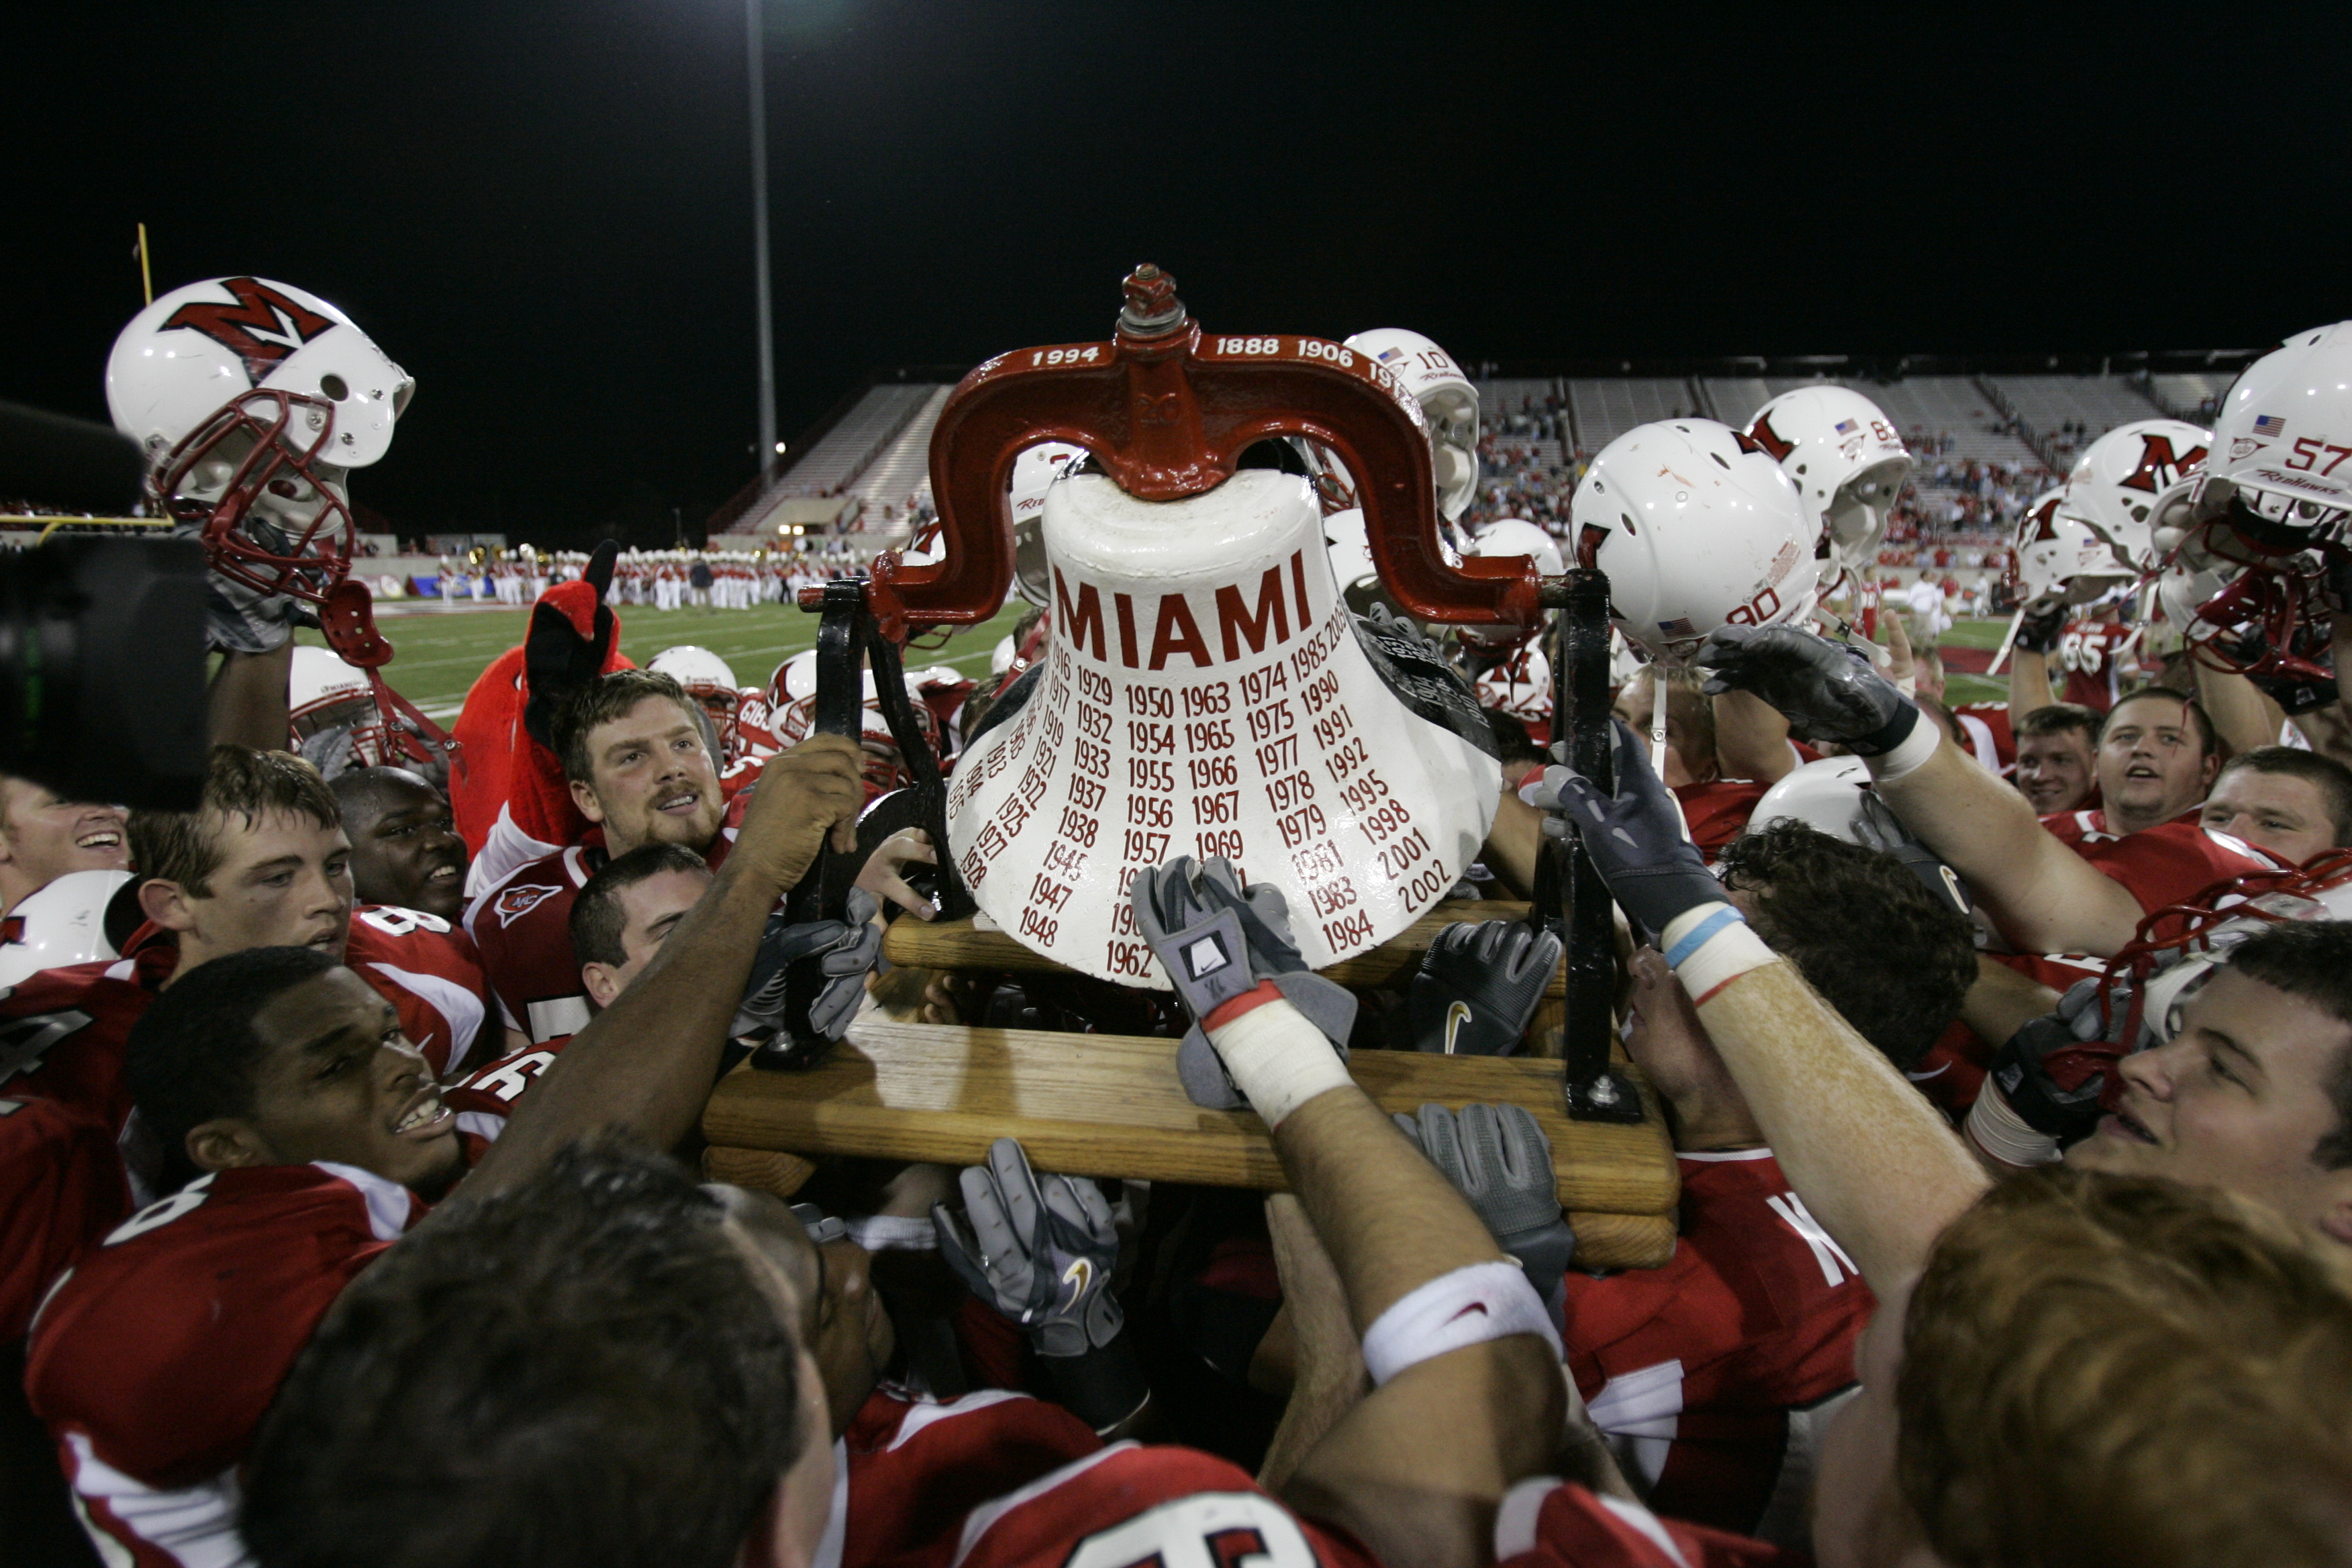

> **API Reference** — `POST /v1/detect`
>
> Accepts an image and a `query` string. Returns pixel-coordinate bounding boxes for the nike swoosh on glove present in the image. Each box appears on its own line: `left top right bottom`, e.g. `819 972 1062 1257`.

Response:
1407 920 1562 1056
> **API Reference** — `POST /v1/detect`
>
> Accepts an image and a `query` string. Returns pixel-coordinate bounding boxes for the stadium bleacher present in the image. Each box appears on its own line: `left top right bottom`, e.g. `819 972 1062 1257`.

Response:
2148 371 2227 423
1989 375 2168 443
1566 377 1702 453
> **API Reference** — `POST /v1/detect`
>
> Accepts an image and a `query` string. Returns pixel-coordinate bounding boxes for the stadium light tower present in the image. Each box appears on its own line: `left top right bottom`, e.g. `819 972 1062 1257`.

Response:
747 0 779 481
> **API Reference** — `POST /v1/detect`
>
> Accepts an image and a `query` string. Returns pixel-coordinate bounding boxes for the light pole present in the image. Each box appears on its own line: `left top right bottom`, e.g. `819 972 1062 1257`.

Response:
746 0 777 483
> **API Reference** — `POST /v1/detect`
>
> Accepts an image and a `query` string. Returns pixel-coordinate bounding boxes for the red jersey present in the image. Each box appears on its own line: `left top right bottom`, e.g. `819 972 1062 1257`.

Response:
24 1161 420 1567
442 1037 568 1138
2040 809 2282 916
467 825 737 1045
2052 617 2131 714
1560 1148 1871 1542
835 1385 1101 1568
464 844 603 1044
1949 701 2014 775
0 1095 131 1340
0 924 179 1134
942 1443 1377 1568
1496 1479 1794 1568
1675 781 1771 864
345 904 499 1079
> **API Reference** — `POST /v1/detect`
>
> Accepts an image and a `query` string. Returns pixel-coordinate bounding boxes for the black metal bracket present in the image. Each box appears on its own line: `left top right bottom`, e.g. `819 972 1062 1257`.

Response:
1551 568 1644 1123
750 577 977 1071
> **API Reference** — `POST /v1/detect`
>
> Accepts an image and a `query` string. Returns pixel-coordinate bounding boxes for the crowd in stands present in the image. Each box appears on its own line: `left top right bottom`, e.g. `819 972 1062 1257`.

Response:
8 280 2352 1568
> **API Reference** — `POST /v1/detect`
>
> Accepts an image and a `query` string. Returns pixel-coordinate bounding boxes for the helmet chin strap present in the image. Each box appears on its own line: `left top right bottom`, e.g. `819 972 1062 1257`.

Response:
1649 664 1672 779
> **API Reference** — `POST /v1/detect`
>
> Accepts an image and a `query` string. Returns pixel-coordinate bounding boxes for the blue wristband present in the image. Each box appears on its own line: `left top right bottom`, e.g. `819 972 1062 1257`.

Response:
1664 905 1746 969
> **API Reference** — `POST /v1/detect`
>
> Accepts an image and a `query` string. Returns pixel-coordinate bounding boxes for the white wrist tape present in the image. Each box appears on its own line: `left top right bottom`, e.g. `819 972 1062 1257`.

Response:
1659 902 1778 1004
1361 1260 1563 1387
1206 998 1353 1128
846 1213 940 1252
1861 714 1942 783
1963 1083 2063 1169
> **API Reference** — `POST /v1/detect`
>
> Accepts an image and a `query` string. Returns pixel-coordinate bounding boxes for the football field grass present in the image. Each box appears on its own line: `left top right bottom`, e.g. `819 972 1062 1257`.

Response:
305 605 2021 721
298 599 1036 718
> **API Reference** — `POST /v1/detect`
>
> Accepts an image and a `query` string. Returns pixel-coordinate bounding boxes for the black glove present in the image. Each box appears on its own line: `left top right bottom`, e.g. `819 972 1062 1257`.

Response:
1520 720 1724 939
1132 856 1355 1110
1985 977 2127 1148
522 539 620 752
1694 624 1922 756
1407 920 1562 1056
1393 1102 1575 1306
2014 601 2066 656
732 889 881 1040
933 1138 1148 1432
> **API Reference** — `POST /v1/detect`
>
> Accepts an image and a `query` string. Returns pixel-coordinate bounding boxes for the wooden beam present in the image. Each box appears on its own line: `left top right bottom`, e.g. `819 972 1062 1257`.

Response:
703 1136 1676 1270
703 1016 1679 1269
882 900 1563 997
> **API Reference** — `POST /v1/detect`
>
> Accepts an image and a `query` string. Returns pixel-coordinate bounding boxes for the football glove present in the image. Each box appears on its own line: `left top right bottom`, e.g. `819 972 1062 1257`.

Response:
1407 920 1561 1057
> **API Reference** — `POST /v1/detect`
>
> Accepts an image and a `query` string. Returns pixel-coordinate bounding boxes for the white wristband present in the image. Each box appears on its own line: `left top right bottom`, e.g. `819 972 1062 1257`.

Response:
1360 1260 1563 1387
1206 998 1354 1128
1861 713 1942 783
846 1213 940 1252
1659 902 1778 1003
1963 1082 2063 1169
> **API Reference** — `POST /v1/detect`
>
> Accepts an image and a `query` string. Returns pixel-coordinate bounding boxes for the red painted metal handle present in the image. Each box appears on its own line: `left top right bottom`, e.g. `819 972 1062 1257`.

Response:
879 266 1540 632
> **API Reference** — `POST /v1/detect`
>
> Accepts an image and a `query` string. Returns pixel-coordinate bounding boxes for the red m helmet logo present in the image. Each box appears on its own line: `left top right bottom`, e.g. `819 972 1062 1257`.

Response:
161 277 336 383
1744 416 1794 462
2116 433 2208 494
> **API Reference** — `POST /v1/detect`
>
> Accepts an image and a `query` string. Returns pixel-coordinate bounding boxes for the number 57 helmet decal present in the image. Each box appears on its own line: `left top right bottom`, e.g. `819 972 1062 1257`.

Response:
920 266 1515 983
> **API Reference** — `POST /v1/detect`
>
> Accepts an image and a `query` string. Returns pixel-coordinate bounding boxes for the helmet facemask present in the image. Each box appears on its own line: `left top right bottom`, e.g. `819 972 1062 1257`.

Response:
154 387 357 605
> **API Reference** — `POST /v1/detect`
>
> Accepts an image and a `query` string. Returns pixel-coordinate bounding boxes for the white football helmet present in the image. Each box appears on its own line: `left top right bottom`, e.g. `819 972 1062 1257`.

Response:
2009 487 2130 606
1343 329 1479 522
2200 322 2352 542
649 645 740 704
1473 642 1552 742
2057 420 2210 574
1746 386 1912 576
0 870 133 989
1008 442 1087 606
108 279 411 605
1468 517 1565 579
1746 756 1969 916
289 645 392 768
1459 518 1565 651
1570 420 1820 664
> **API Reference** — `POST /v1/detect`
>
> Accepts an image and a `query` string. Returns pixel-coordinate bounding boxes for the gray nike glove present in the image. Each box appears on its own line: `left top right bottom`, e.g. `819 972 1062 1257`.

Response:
296 722 360 781
1521 719 1724 940
1393 1102 1575 1305
1694 624 1922 756
1408 920 1562 1056
1132 856 1355 1110
932 1138 1148 1431
732 888 880 1040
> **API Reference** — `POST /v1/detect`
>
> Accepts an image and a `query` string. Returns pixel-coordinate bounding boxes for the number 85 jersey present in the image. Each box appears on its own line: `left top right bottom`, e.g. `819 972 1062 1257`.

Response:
944 1444 1375 1568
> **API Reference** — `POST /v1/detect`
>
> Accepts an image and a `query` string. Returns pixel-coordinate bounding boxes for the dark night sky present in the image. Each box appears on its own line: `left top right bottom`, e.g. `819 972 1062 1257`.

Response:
8 1 2348 544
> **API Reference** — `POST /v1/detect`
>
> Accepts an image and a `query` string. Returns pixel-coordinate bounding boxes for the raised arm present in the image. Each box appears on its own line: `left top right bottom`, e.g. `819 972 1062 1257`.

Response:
2006 601 2061 717
1699 625 2144 956
461 735 864 1198
1526 721 1988 1294
1132 861 1566 1568
1711 689 1797 785
2194 660 2284 757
